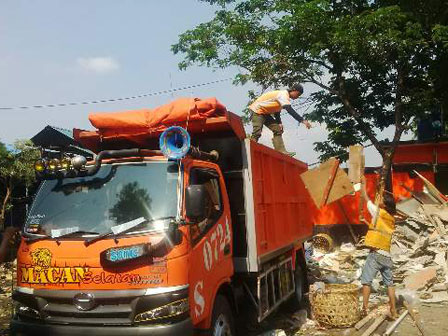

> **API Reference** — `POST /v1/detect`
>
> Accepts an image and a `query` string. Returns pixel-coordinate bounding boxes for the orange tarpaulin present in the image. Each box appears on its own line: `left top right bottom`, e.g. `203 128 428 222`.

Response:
74 97 229 151
90 97 227 131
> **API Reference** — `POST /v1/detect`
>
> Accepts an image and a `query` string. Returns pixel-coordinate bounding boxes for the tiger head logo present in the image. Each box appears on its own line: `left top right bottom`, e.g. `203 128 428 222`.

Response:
30 248 52 271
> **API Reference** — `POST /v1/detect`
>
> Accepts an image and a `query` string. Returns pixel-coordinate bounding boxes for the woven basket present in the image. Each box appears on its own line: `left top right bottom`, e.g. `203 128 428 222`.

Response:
312 233 334 253
311 284 360 328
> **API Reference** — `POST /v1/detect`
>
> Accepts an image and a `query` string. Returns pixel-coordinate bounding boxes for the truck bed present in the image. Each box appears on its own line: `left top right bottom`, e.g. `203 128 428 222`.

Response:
236 139 314 272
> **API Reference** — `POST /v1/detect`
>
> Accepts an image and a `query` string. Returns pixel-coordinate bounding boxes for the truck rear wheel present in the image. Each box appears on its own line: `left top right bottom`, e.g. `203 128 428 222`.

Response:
287 262 305 311
293 263 304 305
211 295 235 336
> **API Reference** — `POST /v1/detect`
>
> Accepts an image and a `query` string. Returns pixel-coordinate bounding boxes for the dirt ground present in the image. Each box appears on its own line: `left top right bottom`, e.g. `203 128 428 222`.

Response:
252 301 448 336
1 292 447 336
393 304 448 335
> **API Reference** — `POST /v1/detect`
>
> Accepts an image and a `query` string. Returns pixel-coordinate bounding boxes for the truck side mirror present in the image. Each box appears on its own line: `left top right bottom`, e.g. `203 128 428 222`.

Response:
185 185 206 222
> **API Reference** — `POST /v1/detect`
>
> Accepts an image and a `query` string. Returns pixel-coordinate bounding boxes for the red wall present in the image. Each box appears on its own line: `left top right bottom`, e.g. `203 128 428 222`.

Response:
394 142 448 164
313 141 445 226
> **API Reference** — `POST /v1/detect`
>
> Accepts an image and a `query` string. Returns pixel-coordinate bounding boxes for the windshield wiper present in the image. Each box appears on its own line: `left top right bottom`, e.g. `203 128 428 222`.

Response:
84 217 147 246
25 227 99 243
25 234 51 243
84 216 175 246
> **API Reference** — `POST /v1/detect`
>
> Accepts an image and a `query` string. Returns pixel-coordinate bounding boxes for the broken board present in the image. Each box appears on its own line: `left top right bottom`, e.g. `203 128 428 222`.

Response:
414 170 447 204
301 157 354 208
348 144 364 184
348 144 366 222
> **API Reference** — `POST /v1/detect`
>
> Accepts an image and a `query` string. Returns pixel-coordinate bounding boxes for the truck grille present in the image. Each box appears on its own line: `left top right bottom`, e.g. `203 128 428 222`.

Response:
13 286 189 326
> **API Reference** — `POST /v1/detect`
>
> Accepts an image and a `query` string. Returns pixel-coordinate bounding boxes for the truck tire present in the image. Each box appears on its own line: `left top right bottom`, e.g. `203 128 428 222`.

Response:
294 263 304 304
287 263 305 311
211 295 235 336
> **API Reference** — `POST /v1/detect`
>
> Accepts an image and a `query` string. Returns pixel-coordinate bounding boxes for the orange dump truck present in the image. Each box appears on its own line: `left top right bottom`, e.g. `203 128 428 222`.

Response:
11 98 313 336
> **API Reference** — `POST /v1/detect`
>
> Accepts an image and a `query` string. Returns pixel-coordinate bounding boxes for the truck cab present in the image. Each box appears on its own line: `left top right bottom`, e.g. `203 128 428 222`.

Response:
13 154 236 335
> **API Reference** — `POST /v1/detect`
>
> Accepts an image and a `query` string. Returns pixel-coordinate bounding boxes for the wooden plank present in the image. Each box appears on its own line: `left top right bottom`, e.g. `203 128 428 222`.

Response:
349 145 364 184
359 151 366 222
326 168 354 204
320 159 340 207
361 314 387 336
355 311 376 330
301 158 338 207
413 170 447 204
300 158 354 208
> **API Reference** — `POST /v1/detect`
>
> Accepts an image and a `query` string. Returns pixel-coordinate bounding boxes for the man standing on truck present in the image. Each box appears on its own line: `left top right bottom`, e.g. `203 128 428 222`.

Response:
360 177 398 319
249 84 311 156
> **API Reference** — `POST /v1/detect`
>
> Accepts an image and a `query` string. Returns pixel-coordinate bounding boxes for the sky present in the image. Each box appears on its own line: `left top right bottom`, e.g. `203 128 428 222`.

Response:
0 0 408 166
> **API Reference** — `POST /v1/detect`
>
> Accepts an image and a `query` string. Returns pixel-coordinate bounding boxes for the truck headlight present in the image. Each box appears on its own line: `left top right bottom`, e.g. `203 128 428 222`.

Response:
134 298 189 323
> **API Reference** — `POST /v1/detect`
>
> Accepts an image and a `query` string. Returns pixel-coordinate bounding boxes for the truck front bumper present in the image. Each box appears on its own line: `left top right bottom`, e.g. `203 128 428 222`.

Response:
10 317 193 336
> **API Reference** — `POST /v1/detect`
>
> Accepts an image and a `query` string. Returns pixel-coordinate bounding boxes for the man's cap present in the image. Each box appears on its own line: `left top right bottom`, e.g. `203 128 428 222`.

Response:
288 84 304 94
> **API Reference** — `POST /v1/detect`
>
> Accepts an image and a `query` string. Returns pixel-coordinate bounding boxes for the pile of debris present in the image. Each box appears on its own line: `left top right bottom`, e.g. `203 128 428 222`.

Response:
307 203 448 304
393 201 448 303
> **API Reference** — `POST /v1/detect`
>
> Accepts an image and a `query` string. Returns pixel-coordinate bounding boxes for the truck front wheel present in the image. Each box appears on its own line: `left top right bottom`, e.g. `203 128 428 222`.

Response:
211 295 235 336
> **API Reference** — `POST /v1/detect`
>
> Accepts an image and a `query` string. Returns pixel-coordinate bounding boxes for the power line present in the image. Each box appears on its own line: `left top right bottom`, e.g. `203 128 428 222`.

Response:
0 77 233 111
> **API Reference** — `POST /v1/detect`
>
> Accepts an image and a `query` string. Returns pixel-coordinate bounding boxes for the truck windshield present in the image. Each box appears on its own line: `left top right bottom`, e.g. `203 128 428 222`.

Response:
25 162 180 236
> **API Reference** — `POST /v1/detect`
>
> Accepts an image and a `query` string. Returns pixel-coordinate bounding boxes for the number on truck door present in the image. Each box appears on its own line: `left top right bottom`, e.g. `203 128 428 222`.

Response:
187 168 232 326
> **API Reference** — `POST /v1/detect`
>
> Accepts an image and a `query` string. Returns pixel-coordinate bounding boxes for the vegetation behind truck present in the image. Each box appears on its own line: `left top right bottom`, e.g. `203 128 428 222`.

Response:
11 99 313 335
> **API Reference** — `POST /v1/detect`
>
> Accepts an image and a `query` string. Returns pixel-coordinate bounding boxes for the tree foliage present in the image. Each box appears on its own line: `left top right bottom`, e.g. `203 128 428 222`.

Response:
109 182 152 224
0 140 39 228
173 0 448 192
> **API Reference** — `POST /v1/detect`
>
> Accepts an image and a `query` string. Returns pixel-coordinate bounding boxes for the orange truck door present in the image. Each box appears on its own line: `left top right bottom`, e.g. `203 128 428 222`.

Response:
186 165 233 329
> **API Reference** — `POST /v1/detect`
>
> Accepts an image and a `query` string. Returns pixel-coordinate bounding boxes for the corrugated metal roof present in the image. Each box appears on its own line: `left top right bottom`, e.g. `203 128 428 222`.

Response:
48 125 73 139
31 125 93 158
31 125 75 147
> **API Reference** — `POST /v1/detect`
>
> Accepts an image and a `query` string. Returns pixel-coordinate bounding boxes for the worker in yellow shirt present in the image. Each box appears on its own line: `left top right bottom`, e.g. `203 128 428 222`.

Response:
249 84 311 156
360 176 398 319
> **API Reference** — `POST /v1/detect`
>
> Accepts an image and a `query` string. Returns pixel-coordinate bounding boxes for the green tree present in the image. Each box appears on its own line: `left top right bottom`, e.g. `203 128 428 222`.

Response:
109 182 152 224
0 140 39 228
172 0 448 196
